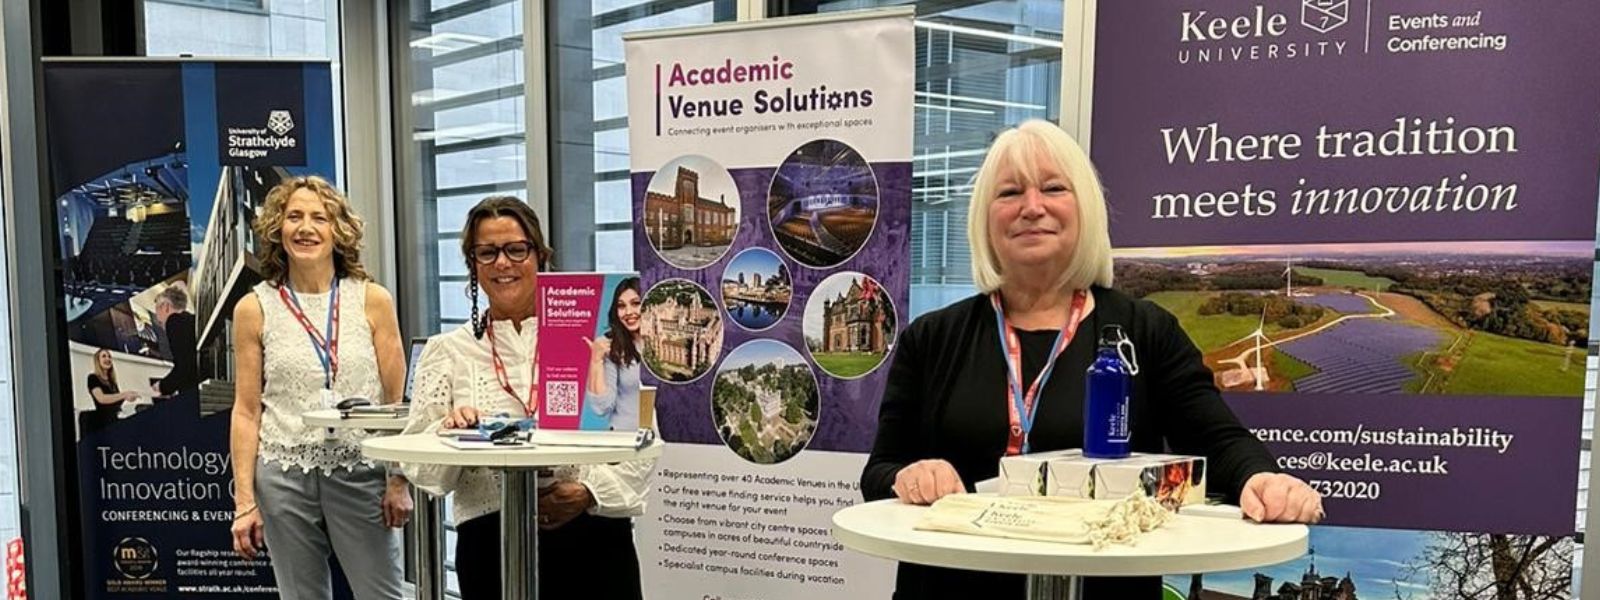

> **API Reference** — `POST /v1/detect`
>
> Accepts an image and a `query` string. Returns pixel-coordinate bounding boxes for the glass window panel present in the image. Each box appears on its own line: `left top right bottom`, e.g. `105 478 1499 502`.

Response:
593 127 630 174
439 280 471 322
547 0 734 271
595 229 635 273
402 0 527 339
775 0 1063 319
433 144 527 191
426 49 524 102
594 179 632 224
593 76 628 122
437 239 467 278
591 5 718 69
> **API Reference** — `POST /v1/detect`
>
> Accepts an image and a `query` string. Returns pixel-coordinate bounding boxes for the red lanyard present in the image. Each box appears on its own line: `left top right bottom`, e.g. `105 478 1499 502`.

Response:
991 289 1087 455
484 321 537 417
277 276 340 389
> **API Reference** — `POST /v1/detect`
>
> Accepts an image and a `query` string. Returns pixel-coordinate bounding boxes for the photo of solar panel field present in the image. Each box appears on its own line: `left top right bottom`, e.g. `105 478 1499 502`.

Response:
1115 242 1591 396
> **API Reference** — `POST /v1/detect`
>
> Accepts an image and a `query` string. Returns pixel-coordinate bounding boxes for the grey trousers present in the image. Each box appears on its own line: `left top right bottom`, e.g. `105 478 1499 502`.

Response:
256 460 404 600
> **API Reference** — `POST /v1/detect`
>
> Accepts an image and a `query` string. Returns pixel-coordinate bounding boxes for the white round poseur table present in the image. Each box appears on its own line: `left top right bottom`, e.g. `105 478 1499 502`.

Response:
303 409 447 600
362 434 665 600
832 496 1308 600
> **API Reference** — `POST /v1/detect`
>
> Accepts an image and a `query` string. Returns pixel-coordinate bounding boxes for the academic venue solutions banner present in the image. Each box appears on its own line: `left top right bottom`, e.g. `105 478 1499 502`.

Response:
43 59 337 598
1087 2 1600 597
624 9 912 599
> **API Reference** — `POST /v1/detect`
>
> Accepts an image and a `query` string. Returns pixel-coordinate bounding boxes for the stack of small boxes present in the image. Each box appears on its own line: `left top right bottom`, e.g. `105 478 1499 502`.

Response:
998 450 1208 511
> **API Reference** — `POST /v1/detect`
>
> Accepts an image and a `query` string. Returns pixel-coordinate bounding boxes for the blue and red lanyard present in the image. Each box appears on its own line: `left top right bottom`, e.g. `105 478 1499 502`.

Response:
990 289 1087 455
278 276 340 390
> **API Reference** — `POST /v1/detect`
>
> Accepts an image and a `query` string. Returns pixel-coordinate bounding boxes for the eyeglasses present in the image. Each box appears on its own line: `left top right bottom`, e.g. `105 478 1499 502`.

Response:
470 241 537 265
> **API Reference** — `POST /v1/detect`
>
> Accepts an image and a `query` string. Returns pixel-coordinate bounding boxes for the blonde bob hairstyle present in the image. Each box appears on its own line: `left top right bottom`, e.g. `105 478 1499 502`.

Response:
252 175 371 284
967 119 1113 294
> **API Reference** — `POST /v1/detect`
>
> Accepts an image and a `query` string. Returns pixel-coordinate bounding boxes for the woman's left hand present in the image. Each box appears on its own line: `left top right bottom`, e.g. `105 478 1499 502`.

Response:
382 476 414 528
537 482 595 530
1241 472 1324 524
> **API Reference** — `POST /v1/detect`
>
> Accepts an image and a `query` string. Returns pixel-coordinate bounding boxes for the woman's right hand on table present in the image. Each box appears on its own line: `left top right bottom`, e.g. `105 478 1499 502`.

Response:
442 406 481 429
892 459 964 505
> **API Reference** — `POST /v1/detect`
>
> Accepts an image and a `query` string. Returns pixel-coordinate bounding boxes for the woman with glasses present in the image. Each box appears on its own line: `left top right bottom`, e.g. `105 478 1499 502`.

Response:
228 176 411 600
401 196 653 600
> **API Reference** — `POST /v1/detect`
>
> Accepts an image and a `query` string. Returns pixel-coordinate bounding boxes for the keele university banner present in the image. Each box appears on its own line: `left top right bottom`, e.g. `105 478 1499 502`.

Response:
1088 2 1600 597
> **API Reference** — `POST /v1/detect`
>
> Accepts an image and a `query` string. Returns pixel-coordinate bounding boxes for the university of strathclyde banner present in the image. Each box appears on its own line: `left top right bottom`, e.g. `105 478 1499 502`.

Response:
44 59 337 598
1089 2 1600 597
625 9 912 599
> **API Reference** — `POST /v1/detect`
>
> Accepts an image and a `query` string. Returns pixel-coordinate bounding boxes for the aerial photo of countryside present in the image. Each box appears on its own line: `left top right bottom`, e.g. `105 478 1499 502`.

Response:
1114 241 1590 396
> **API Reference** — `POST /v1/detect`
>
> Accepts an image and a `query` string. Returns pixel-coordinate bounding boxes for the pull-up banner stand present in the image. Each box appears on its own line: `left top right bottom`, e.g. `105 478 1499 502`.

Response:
1085 2 1600 596
624 8 914 599
43 58 338 598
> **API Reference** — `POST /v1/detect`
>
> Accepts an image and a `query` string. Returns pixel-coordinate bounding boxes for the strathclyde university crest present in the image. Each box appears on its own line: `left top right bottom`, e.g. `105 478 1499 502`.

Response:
266 110 295 136
1301 0 1348 33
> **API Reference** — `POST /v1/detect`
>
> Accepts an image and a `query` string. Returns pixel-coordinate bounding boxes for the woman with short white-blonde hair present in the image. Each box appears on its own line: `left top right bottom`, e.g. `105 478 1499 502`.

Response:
862 119 1322 599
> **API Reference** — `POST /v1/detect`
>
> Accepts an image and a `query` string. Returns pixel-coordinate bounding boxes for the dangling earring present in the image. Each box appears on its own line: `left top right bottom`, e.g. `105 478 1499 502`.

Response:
469 274 482 338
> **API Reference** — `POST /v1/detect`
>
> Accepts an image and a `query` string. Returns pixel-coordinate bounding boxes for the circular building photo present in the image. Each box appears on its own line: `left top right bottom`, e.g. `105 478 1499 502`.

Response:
720 247 792 331
639 278 725 383
711 339 819 465
803 271 898 379
643 155 742 270
766 139 879 268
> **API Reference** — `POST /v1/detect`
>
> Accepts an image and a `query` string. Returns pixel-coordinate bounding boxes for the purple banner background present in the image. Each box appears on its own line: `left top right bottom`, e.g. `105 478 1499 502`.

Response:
633 163 911 454
1092 0 1598 538
1093 0 1600 247
1227 392 1582 535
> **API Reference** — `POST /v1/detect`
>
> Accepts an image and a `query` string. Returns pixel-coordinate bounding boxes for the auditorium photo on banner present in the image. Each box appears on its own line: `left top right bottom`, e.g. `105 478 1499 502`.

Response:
1088 2 1600 598
44 59 337 598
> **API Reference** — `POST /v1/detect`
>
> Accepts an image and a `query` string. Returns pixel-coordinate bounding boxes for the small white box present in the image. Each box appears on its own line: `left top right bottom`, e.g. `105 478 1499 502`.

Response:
1043 454 1125 499
1091 454 1207 510
997 449 1082 497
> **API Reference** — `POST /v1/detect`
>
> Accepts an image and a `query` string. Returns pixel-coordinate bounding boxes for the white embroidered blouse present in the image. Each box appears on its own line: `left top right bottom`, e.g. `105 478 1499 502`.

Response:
255 279 379 473
400 318 654 525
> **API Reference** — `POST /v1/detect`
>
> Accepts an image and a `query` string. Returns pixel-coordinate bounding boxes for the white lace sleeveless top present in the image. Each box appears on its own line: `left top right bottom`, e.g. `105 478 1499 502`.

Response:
255 278 381 473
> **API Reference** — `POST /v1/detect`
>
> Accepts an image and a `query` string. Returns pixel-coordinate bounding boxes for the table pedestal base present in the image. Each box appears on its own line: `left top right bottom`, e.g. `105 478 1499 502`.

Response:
501 470 540 600
410 489 444 600
1026 575 1084 600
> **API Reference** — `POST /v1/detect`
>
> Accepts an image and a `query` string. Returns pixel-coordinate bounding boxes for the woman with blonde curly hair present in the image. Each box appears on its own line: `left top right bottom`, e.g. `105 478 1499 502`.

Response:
228 175 410 599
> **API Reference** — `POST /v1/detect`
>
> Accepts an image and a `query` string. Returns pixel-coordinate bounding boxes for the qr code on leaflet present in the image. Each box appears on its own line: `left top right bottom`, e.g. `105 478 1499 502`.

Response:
545 381 579 416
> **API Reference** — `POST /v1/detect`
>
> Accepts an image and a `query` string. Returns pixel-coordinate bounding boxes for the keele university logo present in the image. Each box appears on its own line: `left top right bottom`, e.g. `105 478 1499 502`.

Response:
1176 3 1355 65
1302 0 1348 34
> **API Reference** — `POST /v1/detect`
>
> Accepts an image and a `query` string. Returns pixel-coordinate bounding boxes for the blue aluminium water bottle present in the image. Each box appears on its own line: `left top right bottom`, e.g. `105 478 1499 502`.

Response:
1084 325 1132 458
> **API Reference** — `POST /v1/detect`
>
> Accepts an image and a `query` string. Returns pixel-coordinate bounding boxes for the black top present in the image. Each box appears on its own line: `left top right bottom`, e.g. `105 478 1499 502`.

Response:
87 373 122 422
157 311 198 396
862 286 1277 599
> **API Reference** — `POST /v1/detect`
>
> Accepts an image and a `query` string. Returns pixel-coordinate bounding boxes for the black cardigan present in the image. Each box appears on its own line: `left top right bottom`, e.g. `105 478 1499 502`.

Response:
861 286 1277 599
